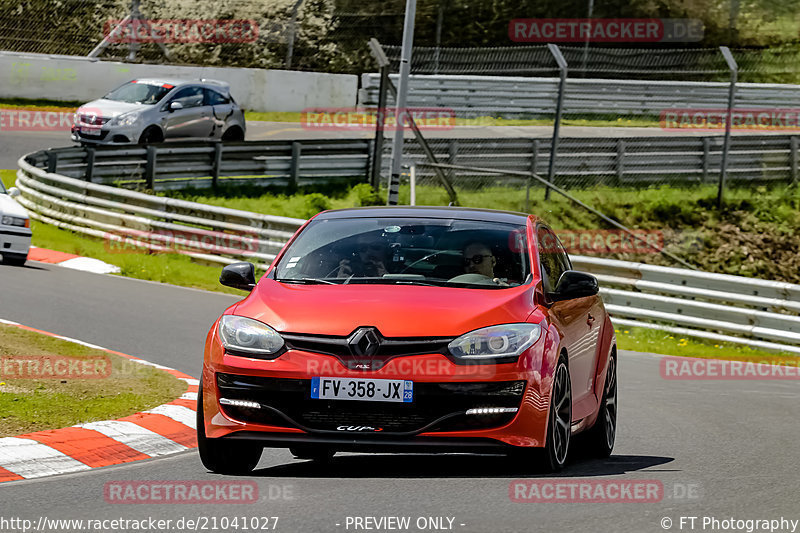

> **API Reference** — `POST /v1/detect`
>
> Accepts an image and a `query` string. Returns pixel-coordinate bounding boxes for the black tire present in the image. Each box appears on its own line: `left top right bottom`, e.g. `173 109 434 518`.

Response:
289 445 335 462
542 355 572 472
2 253 27 267
584 353 618 458
138 126 164 145
221 127 244 142
196 383 262 474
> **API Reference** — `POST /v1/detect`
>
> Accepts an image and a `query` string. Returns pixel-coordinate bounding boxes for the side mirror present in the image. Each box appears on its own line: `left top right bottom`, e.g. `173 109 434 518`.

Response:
220 262 256 291
550 270 599 301
8 187 20 198
168 101 184 112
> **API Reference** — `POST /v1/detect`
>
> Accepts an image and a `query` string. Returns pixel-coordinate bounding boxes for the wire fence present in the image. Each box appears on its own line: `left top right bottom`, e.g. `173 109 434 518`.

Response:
364 41 800 192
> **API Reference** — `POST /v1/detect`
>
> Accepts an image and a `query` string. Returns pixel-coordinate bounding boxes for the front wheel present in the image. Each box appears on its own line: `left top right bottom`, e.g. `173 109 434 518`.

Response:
196 383 262 474
542 356 572 472
138 126 164 145
584 353 617 457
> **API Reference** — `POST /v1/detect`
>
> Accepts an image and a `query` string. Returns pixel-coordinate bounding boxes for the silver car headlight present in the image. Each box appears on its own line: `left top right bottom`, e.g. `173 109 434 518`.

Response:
448 323 542 360
112 112 140 126
1 215 29 228
218 315 284 358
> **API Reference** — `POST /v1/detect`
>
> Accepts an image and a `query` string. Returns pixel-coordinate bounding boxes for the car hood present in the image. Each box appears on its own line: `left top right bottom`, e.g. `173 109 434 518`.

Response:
0 194 28 218
232 280 536 338
78 99 150 118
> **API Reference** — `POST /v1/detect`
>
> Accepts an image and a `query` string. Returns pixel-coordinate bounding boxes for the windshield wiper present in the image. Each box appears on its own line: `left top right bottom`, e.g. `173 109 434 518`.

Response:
277 277 339 285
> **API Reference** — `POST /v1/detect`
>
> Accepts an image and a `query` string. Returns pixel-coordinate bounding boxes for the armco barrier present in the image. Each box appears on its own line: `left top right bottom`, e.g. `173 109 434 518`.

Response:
16 153 800 354
24 135 800 190
358 73 800 118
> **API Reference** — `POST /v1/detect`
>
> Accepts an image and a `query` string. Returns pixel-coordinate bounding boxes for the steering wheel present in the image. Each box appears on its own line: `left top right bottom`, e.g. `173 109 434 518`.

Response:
400 250 454 274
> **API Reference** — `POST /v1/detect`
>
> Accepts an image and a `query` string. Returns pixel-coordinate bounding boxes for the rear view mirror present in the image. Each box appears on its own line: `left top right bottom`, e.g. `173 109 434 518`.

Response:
550 270 599 301
8 187 20 198
168 101 184 112
220 262 256 291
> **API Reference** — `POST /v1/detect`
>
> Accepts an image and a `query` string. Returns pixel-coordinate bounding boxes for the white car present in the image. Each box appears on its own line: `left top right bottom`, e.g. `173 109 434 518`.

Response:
0 182 31 266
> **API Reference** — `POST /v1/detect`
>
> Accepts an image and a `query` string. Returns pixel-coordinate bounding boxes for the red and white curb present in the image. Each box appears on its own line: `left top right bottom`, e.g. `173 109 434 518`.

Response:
0 319 198 482
28 246 121 275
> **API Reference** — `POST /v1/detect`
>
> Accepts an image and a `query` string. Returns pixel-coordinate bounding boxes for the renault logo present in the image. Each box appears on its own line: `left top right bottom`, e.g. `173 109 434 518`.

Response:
347 327 381 357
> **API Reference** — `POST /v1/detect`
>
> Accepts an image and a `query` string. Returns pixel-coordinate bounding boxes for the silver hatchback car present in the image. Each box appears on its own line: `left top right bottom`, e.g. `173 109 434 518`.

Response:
71 78 246 145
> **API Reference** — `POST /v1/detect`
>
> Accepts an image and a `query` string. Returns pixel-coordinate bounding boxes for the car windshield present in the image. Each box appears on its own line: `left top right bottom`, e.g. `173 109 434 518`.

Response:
274 216 531 289
103 81 173 105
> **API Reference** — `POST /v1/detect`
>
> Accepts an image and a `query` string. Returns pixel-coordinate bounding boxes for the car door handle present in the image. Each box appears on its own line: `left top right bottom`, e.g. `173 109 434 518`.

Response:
587 313 595 327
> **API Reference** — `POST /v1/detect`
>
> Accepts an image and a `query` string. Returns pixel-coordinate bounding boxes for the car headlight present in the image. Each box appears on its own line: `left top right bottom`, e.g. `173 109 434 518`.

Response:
1 215 28 228
112 112 139 126
448 323 542 360
218 315 284 358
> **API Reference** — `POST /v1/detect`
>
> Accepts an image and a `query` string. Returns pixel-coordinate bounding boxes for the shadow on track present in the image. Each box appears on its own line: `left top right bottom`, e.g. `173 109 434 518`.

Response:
251 453 674 479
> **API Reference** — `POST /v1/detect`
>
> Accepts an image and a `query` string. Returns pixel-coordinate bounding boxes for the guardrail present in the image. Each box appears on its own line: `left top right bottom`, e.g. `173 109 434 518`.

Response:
17 152 800 354
24 140 372 191
388 135 800 186
16 155 306 270
359 74 800 118
25 135 800 189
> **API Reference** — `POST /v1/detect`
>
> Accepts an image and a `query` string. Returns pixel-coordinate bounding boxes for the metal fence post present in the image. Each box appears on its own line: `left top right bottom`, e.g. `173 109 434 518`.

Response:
702 138 711 182
212 142 223 188
85 147 95 183
448 139 458 185
46 152 58 174
144 145 157 189
526 139 539 213
546 44 568 201
368 39 390 190
717 46 738 209
790 136 798 186
616 139 626 185
290 142 301 191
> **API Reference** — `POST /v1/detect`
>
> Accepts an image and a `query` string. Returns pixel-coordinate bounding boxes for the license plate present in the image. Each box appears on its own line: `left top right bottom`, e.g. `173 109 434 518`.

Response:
311 377 413 403
81 126 102 136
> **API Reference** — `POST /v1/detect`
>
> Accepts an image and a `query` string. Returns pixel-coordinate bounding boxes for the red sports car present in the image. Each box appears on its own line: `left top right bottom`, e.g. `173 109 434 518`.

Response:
198 206 617 473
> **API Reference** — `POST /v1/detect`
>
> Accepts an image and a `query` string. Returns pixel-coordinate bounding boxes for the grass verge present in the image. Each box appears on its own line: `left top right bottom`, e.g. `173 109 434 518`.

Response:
615 326 798 362
0 323 186 437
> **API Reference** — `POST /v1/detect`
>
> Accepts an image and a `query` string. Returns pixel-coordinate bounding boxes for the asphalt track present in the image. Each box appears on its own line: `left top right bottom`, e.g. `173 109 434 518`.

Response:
1 261 798 533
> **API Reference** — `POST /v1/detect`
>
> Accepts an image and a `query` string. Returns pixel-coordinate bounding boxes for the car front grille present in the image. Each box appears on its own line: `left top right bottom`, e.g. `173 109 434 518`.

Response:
281 331 454 370
217 373 525 435
79 115 111 125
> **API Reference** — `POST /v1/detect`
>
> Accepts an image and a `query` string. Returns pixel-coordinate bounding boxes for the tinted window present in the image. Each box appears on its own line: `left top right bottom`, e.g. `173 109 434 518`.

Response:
274 217 531 289
537 226 570 294
205 88 230 106
170 86 204 108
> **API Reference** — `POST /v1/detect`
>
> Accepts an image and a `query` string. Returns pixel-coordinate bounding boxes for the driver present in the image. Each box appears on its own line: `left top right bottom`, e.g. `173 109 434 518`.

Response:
336 235 389 278
463 241 497 278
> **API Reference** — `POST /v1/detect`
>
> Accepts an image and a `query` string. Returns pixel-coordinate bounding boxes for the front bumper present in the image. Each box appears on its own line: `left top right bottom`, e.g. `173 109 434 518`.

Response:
70 124 142 145
202 340 554 449
0 226 32 258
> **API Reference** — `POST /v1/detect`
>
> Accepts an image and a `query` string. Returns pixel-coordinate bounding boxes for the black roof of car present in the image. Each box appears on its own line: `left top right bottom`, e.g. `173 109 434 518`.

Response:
314 206 532 225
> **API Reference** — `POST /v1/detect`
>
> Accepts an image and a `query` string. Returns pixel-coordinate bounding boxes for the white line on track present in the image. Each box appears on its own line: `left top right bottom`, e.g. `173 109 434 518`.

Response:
78 421 187 457
0 437 91 479
144 405 196 429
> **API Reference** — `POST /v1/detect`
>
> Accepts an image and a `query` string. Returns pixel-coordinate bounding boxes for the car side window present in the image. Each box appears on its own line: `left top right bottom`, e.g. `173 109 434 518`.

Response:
205 88 230 106
171 86 204 108
537 226 569 294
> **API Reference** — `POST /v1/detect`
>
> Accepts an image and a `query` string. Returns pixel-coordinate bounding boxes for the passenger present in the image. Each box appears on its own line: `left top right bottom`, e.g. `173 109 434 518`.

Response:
337 235 389 278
